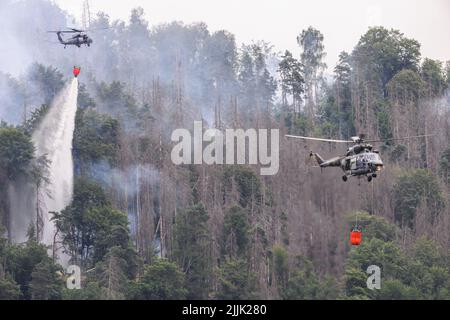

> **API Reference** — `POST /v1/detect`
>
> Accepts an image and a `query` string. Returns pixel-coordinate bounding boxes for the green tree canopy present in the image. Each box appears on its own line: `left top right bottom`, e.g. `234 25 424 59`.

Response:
3 239 62 300
222 206 250 258
173 203 212 299
392 169 444 228
282 255 338 300
421 58 447 97
216 258 258 300
0 127 34 180
387 69 426 104
128 258 187 300
353 27 421 90
53 178 130 267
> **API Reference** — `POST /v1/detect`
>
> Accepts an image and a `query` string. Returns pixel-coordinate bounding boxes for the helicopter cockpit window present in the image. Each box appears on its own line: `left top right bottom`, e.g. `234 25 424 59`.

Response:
345 159 351 170
355 158 365 169
358 153 382 163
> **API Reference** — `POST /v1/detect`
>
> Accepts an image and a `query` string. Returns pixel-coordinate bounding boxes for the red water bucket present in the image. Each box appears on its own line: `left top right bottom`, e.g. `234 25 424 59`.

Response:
350 229 362 246
73 66 81 78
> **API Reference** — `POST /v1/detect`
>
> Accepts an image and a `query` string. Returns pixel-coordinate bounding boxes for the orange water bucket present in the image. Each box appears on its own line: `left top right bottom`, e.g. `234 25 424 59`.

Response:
350 229 362 245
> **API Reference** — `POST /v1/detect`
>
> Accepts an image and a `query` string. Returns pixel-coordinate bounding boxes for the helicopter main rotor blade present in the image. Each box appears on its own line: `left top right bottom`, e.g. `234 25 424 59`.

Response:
83 27 112 32
365 134 435 143
285 135 353 143
68 28 84 32
48 30 79 33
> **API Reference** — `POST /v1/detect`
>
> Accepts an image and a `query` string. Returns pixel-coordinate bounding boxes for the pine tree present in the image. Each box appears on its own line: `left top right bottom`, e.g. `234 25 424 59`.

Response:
173 203 212 299
29 260 63 300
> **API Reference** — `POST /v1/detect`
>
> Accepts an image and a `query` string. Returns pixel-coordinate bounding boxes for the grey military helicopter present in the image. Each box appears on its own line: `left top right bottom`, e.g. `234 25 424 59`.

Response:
47 27 107 48
285 133 433 182
48 28 93 48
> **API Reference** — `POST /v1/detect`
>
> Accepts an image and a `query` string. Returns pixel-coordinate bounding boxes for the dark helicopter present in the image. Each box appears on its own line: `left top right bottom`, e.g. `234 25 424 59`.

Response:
285 133 434 182
47 28 93 48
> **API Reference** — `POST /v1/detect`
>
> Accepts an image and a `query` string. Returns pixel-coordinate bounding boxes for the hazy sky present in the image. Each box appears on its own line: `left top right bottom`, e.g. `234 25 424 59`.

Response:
53 0 450 70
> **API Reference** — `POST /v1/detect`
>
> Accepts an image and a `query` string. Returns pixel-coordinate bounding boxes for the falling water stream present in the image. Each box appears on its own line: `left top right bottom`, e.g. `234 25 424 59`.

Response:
9 78 78 264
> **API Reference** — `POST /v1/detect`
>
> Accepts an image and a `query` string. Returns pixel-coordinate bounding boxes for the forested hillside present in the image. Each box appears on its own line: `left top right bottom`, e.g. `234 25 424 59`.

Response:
1 0 450 300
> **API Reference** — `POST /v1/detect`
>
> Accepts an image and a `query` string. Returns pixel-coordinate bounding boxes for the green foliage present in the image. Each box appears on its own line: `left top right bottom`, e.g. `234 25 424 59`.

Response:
87 206 131 264
421 58 447 97
280 212 289 246
282 256 338 299
238 42 277 122
344 238 408 299
73 109 120 169
387 69 426 103
53 178 131 267
0 127 34 180
278 50 304 107
405 238 450 299
377 279 421 299
446 61 450 85
67 245 139 300
346 211 397 242
343 266 370 298
353 27 421 89
392 169 444 228
285 112 313 136
27 63 65 105
128 258 187 300
23 104 50 135
62 282 103 300
343 236 450 300
96 81 138 123
0 272 20 300
387 143 408 163
29 259 63 300
334 51 351 85
3 239 63 300
222 206 250 258
0 126 34 231
272 245 289 288
222 166 262 208
173 203 212 299
439 145 450 185
94 246 129 300
413 237 442 268
297 26 326 83
376 106 393 141
77 83 96 109
188 165 200 204
216 258 258 299
0 71 25 124
317 90 341 138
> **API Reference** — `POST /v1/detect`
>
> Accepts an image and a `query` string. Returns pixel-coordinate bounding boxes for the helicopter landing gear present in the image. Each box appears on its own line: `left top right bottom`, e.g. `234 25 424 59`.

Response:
367 175 372 182
342 175 348 182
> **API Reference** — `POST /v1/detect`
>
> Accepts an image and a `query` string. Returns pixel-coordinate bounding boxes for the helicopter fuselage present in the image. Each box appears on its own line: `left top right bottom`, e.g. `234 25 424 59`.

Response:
341 151 383 177
56 31 93 48
310 147 383 182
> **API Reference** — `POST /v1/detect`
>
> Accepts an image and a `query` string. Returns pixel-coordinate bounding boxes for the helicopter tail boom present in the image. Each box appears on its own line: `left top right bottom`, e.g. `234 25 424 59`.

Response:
56 31 64 44
310 152 342 168
310 152 325 165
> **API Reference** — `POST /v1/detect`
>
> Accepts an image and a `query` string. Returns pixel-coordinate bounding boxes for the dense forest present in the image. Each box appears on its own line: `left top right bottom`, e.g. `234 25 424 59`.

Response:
1 0 450 300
